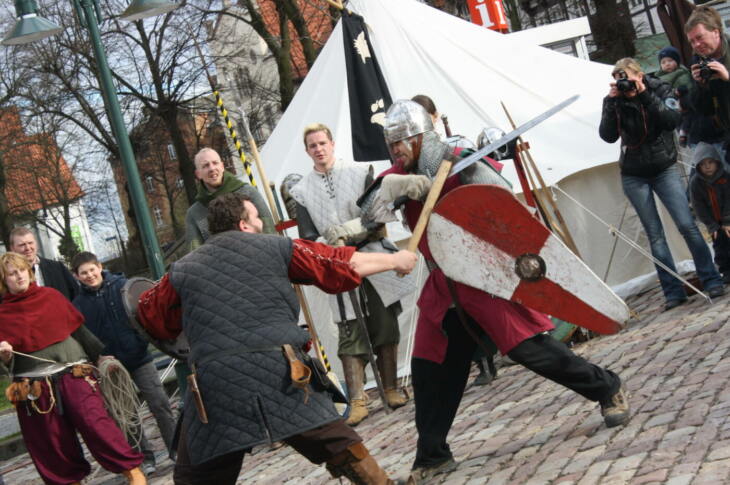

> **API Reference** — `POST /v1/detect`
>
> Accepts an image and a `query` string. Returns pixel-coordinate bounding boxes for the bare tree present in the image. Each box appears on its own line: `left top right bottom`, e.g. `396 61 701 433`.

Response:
0 44 34 248
5 113 88 261
201 0 334 110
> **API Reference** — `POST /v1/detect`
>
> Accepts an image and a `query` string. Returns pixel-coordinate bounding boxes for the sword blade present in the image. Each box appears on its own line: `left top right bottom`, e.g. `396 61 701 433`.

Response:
450 94 579 175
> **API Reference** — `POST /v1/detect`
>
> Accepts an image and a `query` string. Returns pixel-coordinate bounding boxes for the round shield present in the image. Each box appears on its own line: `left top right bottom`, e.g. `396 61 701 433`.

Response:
121 277 190 360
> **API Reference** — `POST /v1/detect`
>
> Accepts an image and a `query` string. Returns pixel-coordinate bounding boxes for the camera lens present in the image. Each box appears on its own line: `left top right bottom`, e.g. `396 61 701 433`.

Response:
616 79 636 92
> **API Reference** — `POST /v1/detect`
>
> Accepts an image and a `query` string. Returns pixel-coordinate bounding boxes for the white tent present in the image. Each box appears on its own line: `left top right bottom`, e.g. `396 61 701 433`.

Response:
253 0 695 380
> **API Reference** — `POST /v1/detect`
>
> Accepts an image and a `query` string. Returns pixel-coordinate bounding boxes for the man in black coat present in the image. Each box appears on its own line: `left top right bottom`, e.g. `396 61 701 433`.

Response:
8 227 78 301
687 6 730 140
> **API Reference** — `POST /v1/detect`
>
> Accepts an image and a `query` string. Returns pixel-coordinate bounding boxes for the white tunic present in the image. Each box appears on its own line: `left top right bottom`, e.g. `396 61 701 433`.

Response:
290 159 415 320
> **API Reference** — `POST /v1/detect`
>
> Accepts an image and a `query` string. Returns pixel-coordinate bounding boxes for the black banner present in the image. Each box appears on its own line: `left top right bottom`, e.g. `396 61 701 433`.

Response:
342 11 393 162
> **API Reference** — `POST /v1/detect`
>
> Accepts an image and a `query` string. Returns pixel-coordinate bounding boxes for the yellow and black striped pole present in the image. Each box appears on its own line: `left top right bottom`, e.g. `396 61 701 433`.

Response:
212 89 257 187
193 39 256 187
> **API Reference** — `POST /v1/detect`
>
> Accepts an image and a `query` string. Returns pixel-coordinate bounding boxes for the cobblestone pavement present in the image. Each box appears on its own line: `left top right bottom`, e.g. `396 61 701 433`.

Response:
3 283 730 484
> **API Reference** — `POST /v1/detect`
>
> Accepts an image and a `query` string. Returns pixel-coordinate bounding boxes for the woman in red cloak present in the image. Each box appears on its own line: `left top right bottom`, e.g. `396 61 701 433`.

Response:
0 252 146 485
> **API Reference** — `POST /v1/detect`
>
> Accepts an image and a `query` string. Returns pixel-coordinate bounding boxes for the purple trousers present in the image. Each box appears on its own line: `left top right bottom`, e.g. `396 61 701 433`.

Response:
16 372 143 485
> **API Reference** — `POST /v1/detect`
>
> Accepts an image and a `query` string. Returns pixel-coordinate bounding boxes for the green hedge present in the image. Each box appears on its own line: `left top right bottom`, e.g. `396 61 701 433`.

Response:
0 376 11 411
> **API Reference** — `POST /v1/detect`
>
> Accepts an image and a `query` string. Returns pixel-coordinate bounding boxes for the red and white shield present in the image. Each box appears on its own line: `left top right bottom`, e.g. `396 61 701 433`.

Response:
427 184 628 335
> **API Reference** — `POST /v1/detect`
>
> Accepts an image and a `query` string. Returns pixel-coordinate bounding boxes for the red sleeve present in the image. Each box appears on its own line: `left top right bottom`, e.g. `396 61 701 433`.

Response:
137 274 183 340
288 239 362 293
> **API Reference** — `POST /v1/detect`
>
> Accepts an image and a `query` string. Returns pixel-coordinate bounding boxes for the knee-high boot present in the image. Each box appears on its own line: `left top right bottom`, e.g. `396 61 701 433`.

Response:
376 345 408 409
326 442 404 485
342 355 369 426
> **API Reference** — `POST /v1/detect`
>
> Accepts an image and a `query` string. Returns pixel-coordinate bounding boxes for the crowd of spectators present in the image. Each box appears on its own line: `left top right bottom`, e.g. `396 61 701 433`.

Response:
600 5 730 311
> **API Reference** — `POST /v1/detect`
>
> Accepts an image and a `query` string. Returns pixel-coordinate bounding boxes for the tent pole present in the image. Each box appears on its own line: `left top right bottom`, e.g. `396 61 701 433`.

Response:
512 148 540 211
514 144 548 224
516 142 573 243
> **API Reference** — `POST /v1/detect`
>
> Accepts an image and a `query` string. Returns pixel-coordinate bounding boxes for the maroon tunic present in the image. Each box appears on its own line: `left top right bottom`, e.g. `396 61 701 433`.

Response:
379 161 554 363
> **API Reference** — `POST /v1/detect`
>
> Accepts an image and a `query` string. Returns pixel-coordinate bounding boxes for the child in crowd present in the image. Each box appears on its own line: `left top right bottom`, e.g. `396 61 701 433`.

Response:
653 46 692 92
72 252 176 475
689 143 730 284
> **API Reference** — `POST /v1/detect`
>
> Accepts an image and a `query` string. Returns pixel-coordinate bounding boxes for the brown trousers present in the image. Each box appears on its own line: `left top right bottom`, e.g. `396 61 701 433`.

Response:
173 418 360 484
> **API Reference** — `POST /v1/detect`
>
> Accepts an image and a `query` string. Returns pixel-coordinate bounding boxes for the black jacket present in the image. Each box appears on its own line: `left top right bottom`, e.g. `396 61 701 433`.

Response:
599 74 681 178
38 258 79 301
691 34 730 137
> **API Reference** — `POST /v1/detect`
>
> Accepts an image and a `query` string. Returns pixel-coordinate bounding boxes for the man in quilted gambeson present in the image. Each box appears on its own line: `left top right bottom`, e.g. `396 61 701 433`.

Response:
139 192 416 484
290 123 416 426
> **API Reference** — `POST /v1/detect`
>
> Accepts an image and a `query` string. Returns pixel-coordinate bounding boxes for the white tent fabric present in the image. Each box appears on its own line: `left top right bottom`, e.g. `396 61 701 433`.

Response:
261 0 619 188
253 0 697 383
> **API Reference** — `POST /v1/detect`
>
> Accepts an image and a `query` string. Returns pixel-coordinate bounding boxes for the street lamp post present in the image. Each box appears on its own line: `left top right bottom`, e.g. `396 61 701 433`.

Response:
2 0 178 279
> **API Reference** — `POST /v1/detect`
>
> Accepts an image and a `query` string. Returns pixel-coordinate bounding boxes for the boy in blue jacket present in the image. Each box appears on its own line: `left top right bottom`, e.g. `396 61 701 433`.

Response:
72 252 176 475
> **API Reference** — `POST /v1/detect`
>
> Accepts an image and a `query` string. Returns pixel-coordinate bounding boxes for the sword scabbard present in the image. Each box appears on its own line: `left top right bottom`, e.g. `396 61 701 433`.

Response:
187 371 208 424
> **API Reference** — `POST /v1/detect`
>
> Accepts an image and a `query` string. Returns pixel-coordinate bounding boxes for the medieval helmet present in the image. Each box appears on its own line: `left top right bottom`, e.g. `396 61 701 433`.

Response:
383 100 434 144
446 135 476 152
280 173 303 220
477 127 510 160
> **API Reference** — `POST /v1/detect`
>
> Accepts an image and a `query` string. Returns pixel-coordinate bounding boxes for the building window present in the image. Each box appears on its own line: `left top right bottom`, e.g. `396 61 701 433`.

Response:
167 144 177 160
153 206 164 227
145 175 154 193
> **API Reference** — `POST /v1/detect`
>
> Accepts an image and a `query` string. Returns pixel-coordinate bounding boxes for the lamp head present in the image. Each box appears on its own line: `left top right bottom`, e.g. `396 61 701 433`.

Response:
120 0 179 22
2 0 62 46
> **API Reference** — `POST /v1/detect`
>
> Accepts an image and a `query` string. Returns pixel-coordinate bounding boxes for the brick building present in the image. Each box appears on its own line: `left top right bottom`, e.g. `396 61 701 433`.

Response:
0 107 93 260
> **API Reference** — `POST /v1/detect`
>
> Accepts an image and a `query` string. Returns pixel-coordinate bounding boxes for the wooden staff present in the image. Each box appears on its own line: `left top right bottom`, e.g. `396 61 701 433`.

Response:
406 160 453 254
501 102 582 257
325 0 344 9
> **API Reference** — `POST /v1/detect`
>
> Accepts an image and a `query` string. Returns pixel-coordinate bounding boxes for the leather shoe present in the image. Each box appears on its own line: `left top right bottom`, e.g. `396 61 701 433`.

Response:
709 286 726 298
664 298 687 312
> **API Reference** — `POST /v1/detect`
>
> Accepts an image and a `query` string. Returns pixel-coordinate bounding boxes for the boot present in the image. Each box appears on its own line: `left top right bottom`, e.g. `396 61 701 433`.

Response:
472 358 493 386
376 345 408 409
601 385 630 428
326 442 404 485
122 467 147 485
342 355 369 426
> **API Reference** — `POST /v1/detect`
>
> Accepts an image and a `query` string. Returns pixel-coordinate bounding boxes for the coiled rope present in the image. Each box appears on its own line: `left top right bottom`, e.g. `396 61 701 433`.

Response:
96 358 143 449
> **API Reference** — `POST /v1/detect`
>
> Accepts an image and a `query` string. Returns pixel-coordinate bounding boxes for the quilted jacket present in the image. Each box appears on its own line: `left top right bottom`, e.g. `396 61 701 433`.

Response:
170 231 339 465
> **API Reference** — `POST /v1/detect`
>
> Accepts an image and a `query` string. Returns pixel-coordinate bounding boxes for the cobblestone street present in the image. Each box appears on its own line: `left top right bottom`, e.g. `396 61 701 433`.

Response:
3 283 730 484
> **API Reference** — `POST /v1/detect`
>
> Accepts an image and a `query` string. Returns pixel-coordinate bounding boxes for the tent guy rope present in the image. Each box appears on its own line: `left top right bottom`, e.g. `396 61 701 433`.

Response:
550 185 711 303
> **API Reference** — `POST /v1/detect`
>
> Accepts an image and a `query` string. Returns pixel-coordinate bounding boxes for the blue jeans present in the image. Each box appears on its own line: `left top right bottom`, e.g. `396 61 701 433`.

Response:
622 164 723 301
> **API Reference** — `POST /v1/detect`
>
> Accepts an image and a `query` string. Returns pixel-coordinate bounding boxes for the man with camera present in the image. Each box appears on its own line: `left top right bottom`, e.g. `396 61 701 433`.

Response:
686 6 730 137
599 58 725 311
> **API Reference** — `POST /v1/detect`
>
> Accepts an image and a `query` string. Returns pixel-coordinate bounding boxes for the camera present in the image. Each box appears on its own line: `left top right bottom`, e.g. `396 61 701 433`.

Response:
699 57 715 81
615 71 637 93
